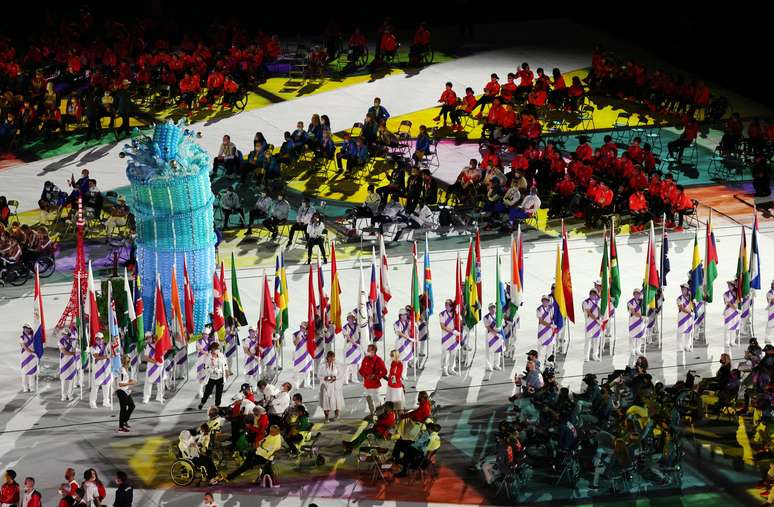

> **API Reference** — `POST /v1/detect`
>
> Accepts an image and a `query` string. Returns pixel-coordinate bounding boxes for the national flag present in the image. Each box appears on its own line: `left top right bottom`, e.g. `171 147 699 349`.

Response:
230 252 248 326
561 221 575 323
183 257 194 334
32 266 45 359
464 239 480 328
107 281 119 339
423 234 434 316
77 274 88 367
357 262 368 342
170 264 186 348
704 211 719 303
410 243 421 338
153 277 172 362
690 229 704 301
379 234 392 305
221 261 232 323
736 225 750 305
85 261 101 346
259 274 276 350
123 269 137 345
317 257 328 331
509 227 523 319
495 251 505 329
274 254 288 334
660 229 671 287
552 244 566 332
329 241 342 333
307 264 317 358
212 268 225 339
610 225 621 308
135 275 145 353
474 230 483 314
454 253 463 339
369 248 384 340
599 229 611 330
642 221 661 312
750 211 761 290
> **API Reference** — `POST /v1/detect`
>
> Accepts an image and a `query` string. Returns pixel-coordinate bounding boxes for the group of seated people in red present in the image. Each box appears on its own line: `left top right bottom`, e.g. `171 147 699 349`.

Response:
587 46 713 120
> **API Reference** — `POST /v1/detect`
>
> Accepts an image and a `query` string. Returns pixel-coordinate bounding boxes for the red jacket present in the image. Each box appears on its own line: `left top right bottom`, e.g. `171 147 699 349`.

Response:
0 481 20 504
406 399 432 422
484 80 500 96
500 81 517 102
380 33 398 52
629 192 647 213
516 69 534 87
374 410 397 438
387 361 403 388
439 89 457 106
462 94 477 112
359 355 387 389
246 413 269 446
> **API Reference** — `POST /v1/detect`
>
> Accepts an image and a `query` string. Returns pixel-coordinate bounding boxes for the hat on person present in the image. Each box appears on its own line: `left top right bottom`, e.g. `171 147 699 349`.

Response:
491 73 500 80
541 295 550 302
399 308 409 316
680 283 690 289
300 321 308 328
593 280 601 286
527 349 538 357
22 323 32 329
95 332 104 338
347 312 356 320
488 303 496 309
633 287 641 294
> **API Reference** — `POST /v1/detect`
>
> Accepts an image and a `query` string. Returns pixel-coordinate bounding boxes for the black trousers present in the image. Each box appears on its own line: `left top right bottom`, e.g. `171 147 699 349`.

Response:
668 137 692 161
116 390 135 428
288 223 308 244
307 237 326 262
226 452 272 481
201 377 224 406
438 104 456 124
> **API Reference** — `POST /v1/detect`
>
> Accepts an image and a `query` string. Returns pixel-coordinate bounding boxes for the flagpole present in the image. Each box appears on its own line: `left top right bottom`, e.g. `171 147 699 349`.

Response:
659 214 665 350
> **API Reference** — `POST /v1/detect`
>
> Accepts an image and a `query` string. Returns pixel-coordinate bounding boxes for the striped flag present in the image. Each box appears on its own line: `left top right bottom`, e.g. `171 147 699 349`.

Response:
274 254 289 335
183 258 194 334
660 230 671 287
610 225 621 308
750 211 761 290
33 266 45 359
221 261 232 323
230 252 248 326
170 264 186 348
317 257 328 333
464 239 480 328
690 229 704 301
455 253 463 339
423 234 434 316
642 221 661 312
369 248 384 340
135 275 145 353
329 241 342 333
561 221 575 323
410 243 421 338
379 234 392 306
736 225 750 305
123 269 136 343
474 230 483 317
307 264 317 358
599 229 611 330
496 251 505 329
260 274 276 350
704 211 719 303
509 227 523 319
552 244 566 332
212 269 225 339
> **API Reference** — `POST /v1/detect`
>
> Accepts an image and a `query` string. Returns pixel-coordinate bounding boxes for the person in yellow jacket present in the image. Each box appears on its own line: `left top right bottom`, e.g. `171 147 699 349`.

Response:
225 425 282 486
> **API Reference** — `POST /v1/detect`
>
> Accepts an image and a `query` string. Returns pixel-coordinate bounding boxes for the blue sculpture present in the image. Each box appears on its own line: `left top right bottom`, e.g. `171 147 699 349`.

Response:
123 119 215 333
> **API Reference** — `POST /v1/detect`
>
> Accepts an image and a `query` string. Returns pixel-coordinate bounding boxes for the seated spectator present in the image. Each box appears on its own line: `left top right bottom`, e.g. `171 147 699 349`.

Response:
377 160 408 203
433 82 458 127
222 75 239 108
243 141 266 181
337 136 368 174
362 114 379 148
375 123 400 154
179 73 201 110
474 73 501 118
667 117 699 163
413 126 431 163
356 185 381 218
0 230 22 268
346 28 367 69
500 73 517 104
262 147 281 183
450 87 477 130
307 114 324 150
509 186 541 226
0 197 10 227
421 169 438 205
0 113 19 151
668 184 694 231
567 76 585 110
409 22 431 66
394 422 441 477
315 130 336 161
342 402 397 450
39 181 66 212
263 193 290 242
482 97 504 140
549 68 567 107
628 190 649 231
291 121 308 147
83 179 104 217
213 135 239 175
516 62 534 97
624 137 644 164
288 197 315 244
278 132 297 166
220 188 243 229
445 160 481 205
378 29 399 64
368 97 390 124
246 192 273 235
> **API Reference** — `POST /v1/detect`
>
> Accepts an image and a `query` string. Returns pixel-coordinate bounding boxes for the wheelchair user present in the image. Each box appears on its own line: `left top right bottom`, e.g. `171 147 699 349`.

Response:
178 429 221 485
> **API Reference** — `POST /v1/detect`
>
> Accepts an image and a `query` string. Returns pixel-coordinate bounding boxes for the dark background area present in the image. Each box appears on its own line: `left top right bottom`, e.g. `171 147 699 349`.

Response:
2 2 769 109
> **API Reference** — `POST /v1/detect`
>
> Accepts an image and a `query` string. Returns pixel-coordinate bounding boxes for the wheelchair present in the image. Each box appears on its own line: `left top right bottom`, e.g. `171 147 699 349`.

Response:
294 431 325 467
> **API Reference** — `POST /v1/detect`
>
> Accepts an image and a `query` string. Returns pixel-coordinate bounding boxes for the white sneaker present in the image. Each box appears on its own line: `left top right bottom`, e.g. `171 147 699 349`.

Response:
90 403 98 409
494 365 503 371
448 369 458 375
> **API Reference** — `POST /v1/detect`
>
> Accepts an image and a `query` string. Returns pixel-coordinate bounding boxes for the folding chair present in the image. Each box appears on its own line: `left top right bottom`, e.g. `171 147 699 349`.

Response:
6 200 19 224
611 112 632 144
350 122 364 138
419 138 440 172
644 126 662 155
579 105 596 131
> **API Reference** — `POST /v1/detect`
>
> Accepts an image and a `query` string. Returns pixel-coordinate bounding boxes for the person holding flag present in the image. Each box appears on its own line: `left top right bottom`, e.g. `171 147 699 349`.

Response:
689 230 706 343
582 288 602 361
395 307 415 369
723 280 741 347
19 324 38 393
343 312 362 384
676 284 694 352
749 212 761 337
258 273 278 382
142 331 165 404
484 303 504 371
536 295 555 362
89 332 113 409
59 327 79 401
439 299 459 376
292 321 313 388
243 327 260 384
417 297 429 359
421 235 434 359
196 326 217 398
123 270 139 382
627 288 645 356
224 317 240 373
738 227 753 338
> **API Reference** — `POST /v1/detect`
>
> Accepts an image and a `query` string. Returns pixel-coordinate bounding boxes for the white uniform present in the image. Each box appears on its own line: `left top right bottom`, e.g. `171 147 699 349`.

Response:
394 318 415 367
89 340 113 408
766 288 774 344
293 329 313 388
693 300 706 343
740 294 753 338
582 297 601 361
417 316 429 357
196 333 216 397
676 294 694 352
243 334 260 382
536 303 555 363
143 341 165 403
484 312 504 371
260 339 278 381
439 309 459 375
723 290 740 346
59 332 79 400
318 361 345 413
127 341 139 381
224 327 239 371
342 320 362 384
20 330 38 392
627 297 645 356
